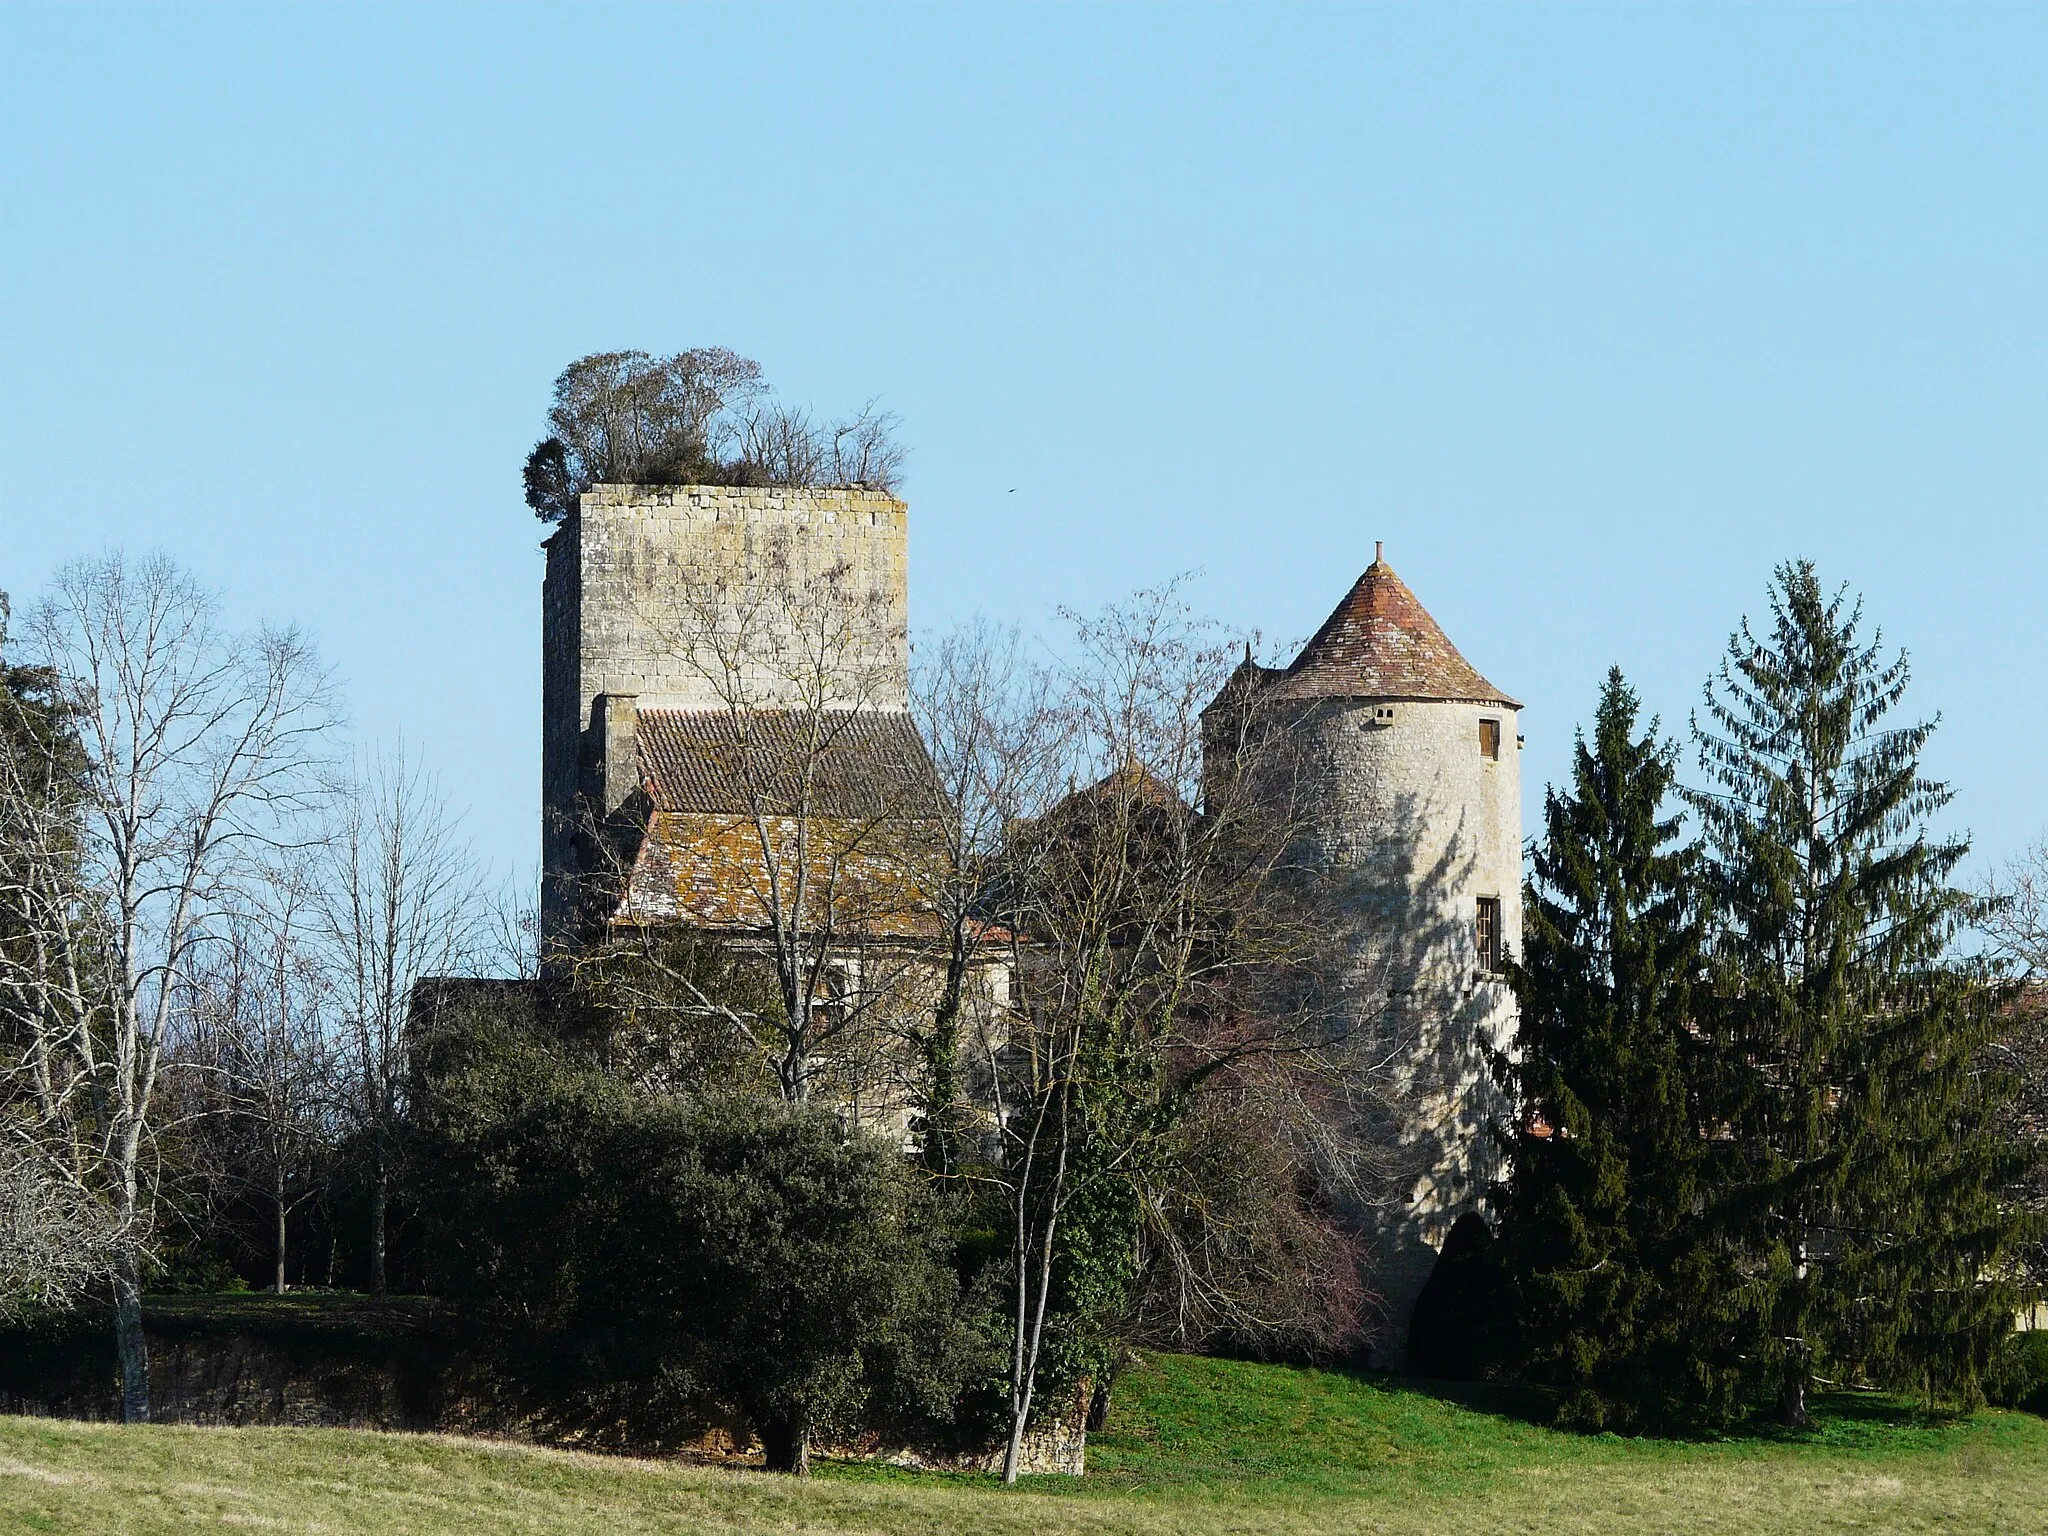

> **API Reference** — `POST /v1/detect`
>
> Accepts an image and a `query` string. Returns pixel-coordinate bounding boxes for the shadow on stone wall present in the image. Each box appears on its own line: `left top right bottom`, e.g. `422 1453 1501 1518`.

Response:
1306 788 1512 1367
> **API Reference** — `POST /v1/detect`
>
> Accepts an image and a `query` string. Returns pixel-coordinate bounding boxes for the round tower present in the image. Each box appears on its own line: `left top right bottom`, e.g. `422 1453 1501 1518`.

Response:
1209 546 1522 1368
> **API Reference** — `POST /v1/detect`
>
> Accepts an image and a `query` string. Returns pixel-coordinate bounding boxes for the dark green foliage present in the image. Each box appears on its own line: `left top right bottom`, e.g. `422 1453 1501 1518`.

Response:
522 349 903 523
1496 667 1734 1429
405 983 988 1472
0 589 91 964
1038 1115 1147 1400
0 597 82 794
1992 1328 2048 1415
1408 1214 1515 1381
575 1096 986 1471
1691 560 2037 1423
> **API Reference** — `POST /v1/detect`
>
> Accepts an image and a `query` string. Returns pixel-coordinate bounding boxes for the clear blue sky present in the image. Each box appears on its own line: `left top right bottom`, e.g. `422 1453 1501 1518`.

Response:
5 4 2044 893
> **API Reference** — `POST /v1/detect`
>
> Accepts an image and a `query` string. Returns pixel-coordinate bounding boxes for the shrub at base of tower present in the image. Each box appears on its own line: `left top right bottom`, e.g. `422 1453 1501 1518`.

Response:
575 1097 986 1475
407 990 992 1472
1493 668 1736 1429
1689 561 2038 1427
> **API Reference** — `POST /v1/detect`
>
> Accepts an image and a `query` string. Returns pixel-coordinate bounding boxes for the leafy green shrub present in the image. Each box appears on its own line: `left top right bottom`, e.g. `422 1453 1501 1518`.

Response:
405 986 991 1470
1993 1329 2048 1415
576 1096 988 1470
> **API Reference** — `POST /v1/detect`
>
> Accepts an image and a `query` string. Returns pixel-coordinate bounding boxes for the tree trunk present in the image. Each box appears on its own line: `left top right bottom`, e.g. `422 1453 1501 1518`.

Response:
274 1173 288 1295
758 1414 810 1475
1085 1375 1112 1433
1779 1347 1810 1429
368 1156 388 1297
112 1249 150 1424
1780 1239 1811 1428
1004 1091 1071 1485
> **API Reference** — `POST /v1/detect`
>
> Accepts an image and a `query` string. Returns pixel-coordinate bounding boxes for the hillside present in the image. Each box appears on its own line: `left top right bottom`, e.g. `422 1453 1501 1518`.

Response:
4 1352 2046 1534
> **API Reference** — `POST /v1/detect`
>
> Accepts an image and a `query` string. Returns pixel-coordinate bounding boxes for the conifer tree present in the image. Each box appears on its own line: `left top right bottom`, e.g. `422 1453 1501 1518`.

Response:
1691 561 2034 1426
1499 667 1734 1429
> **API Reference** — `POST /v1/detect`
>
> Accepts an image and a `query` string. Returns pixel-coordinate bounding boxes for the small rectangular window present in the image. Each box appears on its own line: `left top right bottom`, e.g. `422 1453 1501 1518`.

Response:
1479 719 1501 760
1475 897 1502 974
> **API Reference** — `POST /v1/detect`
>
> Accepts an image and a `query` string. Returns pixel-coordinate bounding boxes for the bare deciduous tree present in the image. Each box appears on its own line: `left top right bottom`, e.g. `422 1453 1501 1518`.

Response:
315 746 494 1296
3 553 336 1420
181 858 335 1295
0 1139 120 1323
1983 836 2048 1217
906 620 1066 1176
607 537 936 1110
524 351 905 523
985 584 1394 1482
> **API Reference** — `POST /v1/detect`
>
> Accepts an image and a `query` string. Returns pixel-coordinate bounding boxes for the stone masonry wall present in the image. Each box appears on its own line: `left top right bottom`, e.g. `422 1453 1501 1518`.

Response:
541 484 910 950
1289 695 1523 1368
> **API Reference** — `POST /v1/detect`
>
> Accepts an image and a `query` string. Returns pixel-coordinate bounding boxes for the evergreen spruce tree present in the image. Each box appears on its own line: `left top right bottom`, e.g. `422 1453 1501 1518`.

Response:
1691 560 2034 1426
1499 667 1735 1429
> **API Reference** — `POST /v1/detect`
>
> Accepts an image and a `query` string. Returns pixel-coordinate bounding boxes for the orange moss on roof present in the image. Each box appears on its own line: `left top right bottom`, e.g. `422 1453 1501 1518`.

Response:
616 810 945 939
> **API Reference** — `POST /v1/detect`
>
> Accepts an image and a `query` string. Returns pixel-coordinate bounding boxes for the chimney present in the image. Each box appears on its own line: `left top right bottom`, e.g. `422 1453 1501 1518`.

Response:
600 693 640 814
1375 540 1384 566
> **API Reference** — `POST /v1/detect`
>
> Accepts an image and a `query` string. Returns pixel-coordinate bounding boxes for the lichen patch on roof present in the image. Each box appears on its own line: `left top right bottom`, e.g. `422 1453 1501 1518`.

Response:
617 811 943 938
604 706 956 940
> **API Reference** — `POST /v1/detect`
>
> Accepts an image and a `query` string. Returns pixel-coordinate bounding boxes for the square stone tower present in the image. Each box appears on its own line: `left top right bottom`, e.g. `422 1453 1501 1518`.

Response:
539 483 910 953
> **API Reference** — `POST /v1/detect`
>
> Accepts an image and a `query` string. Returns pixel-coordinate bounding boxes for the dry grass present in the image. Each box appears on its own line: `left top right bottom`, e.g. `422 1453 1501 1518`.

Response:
3 1353 2045 1534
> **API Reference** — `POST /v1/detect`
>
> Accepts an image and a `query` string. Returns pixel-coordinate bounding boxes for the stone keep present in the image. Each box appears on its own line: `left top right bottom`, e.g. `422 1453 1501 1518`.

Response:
1207 549 1522 1367
540 483 911 952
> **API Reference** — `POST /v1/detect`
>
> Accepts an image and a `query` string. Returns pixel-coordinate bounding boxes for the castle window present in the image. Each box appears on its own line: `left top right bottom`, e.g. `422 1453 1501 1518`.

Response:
1479 719 1501 760
1475 897 1502 974
811 967 853 1033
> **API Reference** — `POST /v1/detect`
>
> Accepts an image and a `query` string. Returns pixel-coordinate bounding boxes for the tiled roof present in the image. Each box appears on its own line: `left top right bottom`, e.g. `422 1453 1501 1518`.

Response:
1262 558 1518 707
611 707 951 939
636 708 944 819
617 810 943 938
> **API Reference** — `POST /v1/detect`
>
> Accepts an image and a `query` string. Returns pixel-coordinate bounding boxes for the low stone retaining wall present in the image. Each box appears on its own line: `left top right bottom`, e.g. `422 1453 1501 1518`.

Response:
0 1296 1086 1475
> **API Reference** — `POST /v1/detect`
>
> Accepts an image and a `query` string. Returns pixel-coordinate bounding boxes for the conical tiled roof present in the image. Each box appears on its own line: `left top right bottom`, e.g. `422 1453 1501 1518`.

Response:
1268 558 1518 707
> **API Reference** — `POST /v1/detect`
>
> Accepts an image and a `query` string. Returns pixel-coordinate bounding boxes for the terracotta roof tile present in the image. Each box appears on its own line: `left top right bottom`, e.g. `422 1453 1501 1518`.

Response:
1264 559 1518 707
636 708 943 819
613 708 950 939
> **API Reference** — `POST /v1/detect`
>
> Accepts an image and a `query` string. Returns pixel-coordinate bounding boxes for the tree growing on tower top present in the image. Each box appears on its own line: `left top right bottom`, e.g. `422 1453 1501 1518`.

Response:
522 349 904 522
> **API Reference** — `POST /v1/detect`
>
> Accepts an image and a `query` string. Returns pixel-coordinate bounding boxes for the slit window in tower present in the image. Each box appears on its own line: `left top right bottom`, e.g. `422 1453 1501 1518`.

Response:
1479 718 1501 760
1476 896 1502 974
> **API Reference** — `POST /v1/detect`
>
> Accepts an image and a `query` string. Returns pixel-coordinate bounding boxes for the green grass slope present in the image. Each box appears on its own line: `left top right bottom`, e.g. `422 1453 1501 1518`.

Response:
4 1352 2045 1535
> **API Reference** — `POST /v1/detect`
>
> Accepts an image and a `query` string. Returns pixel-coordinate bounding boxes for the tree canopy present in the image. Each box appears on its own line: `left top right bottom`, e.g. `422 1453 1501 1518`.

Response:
1495 667 1730 1428
523 349 905 522
1690 560 2034 1424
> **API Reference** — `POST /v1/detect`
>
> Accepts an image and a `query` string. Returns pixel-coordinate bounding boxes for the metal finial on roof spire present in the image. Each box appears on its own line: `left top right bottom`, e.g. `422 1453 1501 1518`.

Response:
1244 639 1253 666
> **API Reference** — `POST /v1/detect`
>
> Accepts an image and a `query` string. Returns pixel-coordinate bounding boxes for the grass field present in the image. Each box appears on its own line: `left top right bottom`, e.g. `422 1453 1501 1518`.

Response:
4 1352 2045 1534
